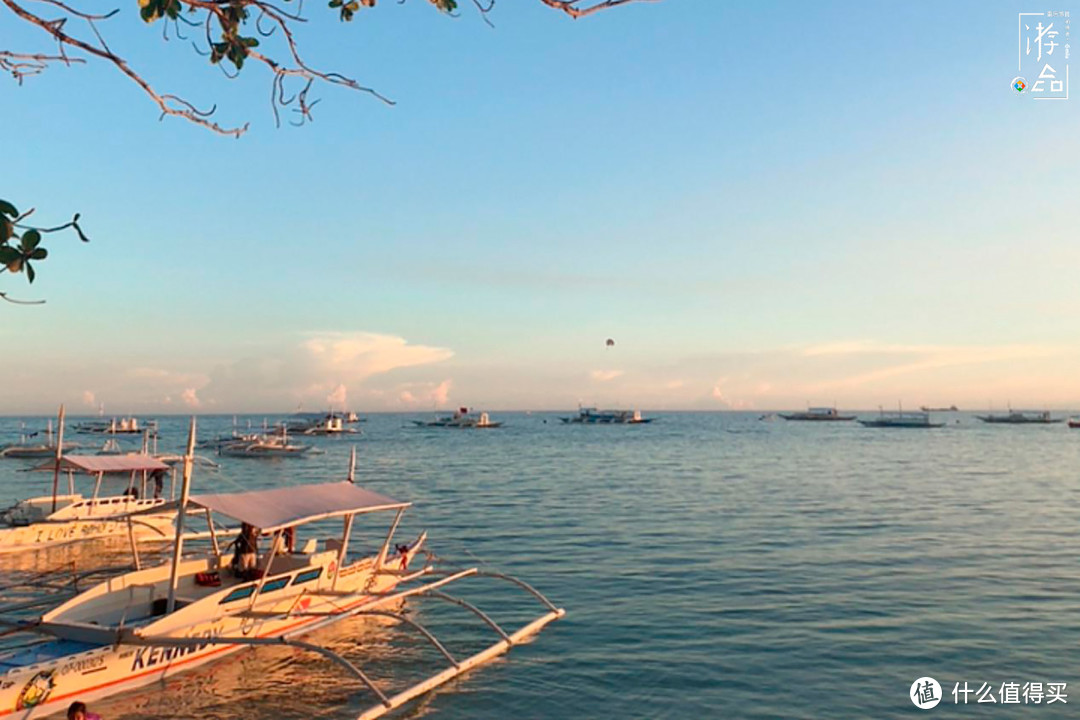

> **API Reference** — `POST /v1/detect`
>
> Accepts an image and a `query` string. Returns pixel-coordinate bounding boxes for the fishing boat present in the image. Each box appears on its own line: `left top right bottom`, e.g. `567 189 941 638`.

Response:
300 415 361 436
919 405 958 412
0 422 78 459
976 410 1063 424
559 407 652 424
0 455 177 554
74 417 153 435
1069 418 1080 429
859 410 945 428
778 407 856 421
412 408 503 428
217 429 312 458
0 425 565 720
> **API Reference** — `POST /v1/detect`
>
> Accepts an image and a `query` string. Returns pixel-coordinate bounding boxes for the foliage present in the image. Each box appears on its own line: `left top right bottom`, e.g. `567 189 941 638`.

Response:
0 199 89 305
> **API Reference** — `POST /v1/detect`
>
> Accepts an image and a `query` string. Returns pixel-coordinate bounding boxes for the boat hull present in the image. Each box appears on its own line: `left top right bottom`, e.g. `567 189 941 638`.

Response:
0 555 407 718
0 514 175 555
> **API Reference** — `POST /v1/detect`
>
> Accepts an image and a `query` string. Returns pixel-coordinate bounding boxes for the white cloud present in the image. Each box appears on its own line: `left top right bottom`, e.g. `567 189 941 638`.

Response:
180 388 201 408
590 369 624 382
82 390 96 407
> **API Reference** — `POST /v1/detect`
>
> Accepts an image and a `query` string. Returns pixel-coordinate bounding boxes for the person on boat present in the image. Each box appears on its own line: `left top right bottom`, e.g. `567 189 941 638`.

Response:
67 701 102 720
232 522 259 580
151 468 166 499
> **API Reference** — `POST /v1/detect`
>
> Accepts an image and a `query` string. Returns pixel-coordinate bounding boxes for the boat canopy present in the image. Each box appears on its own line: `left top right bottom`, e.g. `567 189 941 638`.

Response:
178 481 408 533
31 455 171 474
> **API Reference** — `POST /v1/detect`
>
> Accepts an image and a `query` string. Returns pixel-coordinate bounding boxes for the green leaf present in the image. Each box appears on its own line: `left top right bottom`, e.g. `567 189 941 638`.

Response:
0 218 10 244
25 262 35 284
30 248 47 260
0 200 17 218
20 229 41 252
0 246 19 264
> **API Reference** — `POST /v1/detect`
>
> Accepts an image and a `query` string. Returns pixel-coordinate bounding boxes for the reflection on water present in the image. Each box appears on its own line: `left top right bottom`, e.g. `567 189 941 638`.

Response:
5 413 1080 718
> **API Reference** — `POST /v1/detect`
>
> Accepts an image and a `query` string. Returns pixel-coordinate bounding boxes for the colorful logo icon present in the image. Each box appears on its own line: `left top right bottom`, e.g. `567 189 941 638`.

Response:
1012 76 1027 93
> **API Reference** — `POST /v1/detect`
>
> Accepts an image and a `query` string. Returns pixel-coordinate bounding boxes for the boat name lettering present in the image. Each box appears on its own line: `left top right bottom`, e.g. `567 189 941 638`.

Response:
60 656 105 676
131 634 215 671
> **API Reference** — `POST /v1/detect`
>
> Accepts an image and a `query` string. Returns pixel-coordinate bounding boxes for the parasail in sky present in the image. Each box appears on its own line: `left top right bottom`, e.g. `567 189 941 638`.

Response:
605 338 615 348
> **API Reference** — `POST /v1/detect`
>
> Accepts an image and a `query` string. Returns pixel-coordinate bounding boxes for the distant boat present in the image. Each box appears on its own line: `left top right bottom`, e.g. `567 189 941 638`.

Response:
758 413 776 422
300 415 361 436
559 407 652 425
920 405 959 412
778 407 856 422
1067 417 1080 429
0 421 79 459
218 429 313 458
413 408 503 429
859 410 944 428
976 410 1063 424
74 417 152 435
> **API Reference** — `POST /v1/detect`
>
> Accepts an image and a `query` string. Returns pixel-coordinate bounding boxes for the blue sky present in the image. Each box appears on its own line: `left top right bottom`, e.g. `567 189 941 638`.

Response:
3 0 1078 413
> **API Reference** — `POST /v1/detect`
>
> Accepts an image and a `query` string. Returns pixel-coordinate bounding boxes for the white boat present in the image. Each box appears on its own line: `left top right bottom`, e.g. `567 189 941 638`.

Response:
0 422 79 459
559 407 652 424
218 428 313 458
301 415 361 436
0 425 565 720
0 454 177 554
412 407 503 428
74 417 152 435
858 410 945 428
778 406 856 421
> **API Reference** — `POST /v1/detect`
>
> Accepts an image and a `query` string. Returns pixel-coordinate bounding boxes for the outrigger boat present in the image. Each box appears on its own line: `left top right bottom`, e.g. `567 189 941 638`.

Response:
73 417 151 435
0 422 79 460
0 455 176 555
217 428 313 458
300 415 361 436
976 409 1063 424
859 409 945 428
0 425 565 719
412 408 503 429
778 406 856 422
559 407 652 424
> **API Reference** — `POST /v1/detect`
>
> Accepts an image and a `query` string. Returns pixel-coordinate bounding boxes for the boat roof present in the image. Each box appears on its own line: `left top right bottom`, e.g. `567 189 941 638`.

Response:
31 454 171 474
182 481 408 532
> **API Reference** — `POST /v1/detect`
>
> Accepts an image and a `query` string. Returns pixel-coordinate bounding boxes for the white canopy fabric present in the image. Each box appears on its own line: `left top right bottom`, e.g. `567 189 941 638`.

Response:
32 454 171 474
186 481 408 532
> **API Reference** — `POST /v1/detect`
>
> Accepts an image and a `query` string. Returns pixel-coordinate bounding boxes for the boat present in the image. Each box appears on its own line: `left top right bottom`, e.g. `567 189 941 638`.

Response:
0 422 79 459
412 407 503 428
0 423 565 720
558 407 652 424
74 417 153 435
778 407 856 421
1069 418 1080 429
217 428 313 458
300 415 361 436
920 405 958 412
859 410 945 428
0 454 177 554
976 410 1063 424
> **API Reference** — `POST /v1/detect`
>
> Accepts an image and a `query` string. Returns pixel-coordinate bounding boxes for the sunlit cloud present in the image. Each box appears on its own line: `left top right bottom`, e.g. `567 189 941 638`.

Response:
590 369 623 382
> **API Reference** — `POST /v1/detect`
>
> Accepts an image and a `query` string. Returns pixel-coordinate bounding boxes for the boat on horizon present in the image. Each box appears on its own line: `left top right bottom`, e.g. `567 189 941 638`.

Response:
0 421 79 459
412 407 503 428
859 409 945 428
778 406 856 422
976 409 1063 424
74 417 154 435
920 405 959 412
559 407 653 424
0 422 565 720
1069 417 1080 429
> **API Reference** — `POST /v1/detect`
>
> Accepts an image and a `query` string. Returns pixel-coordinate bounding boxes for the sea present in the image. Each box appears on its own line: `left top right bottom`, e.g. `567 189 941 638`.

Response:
2 411 1080 719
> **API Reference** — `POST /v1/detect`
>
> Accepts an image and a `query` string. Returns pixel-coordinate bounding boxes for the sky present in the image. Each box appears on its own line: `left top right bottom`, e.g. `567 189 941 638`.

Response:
2 0 1078 413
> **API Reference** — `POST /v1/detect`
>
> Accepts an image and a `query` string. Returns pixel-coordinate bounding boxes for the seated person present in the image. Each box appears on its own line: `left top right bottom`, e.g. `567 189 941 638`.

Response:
231 522 260 580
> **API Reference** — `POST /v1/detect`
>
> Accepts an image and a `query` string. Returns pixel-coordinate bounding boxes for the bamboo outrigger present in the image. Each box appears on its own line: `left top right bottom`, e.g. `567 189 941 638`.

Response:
0 421 565 719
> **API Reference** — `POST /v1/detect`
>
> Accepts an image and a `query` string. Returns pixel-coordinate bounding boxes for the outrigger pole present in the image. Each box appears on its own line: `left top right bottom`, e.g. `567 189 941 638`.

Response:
50 404 65 512
347 445 357 483
167 417 196 613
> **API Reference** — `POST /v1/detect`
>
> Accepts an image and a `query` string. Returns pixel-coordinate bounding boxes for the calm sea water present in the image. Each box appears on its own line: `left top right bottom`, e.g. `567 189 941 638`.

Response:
3 412 1080 719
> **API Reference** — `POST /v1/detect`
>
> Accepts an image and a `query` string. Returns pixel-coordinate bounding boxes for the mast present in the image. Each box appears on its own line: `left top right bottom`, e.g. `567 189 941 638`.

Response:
347 446 357 483
167 416 197 613
50 405 65 512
